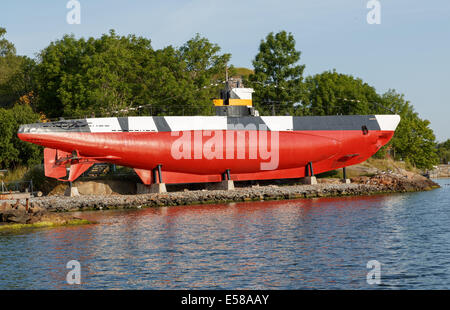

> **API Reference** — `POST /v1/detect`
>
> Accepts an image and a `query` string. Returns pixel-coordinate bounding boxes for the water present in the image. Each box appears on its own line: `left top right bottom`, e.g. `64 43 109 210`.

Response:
0 179 449 289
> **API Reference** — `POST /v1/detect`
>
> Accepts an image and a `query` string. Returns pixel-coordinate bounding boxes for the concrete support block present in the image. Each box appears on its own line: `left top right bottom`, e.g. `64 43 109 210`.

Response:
341 179 351 184
137 183 167 194
302 176 317 185
64 186 80 197
207 180 235 191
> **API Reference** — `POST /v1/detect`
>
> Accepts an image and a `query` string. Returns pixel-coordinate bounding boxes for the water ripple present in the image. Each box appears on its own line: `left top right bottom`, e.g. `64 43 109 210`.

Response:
0 179 449 289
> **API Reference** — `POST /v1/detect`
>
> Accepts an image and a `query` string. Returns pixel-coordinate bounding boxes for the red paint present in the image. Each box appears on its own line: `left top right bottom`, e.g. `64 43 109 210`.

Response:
18 129 394 184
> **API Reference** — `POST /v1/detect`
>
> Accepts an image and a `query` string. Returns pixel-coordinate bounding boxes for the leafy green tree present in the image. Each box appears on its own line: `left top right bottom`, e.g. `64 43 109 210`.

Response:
0 108 18 168
380 90 438 169
0 102 41 169
11 102 42 167
0 28 36 108
36 30 156 117
36 31 230 118
249 31 305 115
0 27 15 57
436 139 450 164
177 33 231 115
302 70 382 116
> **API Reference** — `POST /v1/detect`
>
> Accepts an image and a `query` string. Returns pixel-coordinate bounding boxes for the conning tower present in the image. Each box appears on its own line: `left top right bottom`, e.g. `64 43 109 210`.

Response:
213 78 258 117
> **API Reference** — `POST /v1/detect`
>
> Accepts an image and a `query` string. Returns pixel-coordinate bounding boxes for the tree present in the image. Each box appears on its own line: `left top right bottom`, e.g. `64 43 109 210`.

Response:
36 30 156 118
0 28 36 108
11 100 42 167
35 31 230 118
0 101 41 169
249 31 305 115
436 139 450 164
380 90 439 169
177 33 231 115
0 27 15 57
302 70 381 116
0 108 18 168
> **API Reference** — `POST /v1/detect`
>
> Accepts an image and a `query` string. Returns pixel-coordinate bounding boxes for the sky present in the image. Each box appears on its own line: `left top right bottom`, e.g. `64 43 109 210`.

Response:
1 0 449 141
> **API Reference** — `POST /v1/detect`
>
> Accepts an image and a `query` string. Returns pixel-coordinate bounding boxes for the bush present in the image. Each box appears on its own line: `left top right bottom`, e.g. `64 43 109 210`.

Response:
23 165 58 195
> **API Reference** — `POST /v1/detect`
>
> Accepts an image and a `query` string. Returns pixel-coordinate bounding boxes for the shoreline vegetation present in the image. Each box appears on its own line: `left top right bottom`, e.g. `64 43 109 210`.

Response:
0 219 91 232
0 203 92 232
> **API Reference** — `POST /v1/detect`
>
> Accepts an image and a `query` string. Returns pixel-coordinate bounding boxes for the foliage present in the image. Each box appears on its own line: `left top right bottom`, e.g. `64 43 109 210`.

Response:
0 103 42 169
23 165 58 195
302 70 382 116
0 107 18 168
177 33 231 115
437 139 450 164
0 28 37 108
36 30 153 117
249 31 305 116
233 67 254 79
0 27 15 57
380 90 439 169
35 30 229 118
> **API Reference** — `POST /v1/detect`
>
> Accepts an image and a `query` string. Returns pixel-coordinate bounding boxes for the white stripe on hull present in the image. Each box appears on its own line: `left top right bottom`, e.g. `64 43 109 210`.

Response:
86 117 122 132
374 115 401 131
164 116 228 131
128 117 158 132
260 116 293 131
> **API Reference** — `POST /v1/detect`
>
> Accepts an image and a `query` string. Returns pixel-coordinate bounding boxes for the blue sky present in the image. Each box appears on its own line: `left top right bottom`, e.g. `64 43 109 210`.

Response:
1 0 449 141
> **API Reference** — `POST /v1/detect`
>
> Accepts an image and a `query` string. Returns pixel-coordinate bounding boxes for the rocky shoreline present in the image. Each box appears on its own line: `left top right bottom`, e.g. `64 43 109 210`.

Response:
0 201 89 229
0 172 440 215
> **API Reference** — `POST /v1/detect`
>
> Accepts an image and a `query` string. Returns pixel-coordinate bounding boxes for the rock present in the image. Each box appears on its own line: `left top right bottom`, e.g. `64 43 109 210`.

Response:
16 205 27 213
0 171 439 214
0 202 12 212
29 205 44 214
1 208 31 224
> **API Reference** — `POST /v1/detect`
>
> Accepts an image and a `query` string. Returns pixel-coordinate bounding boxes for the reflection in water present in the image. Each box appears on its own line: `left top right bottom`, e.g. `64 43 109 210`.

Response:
1 179 450 289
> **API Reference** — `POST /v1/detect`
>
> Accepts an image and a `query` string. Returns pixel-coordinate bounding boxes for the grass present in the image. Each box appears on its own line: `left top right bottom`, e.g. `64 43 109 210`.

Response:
1 166 29 183
317 158 420 179
232 67 254 78
0 219 92 232
364 157 419 173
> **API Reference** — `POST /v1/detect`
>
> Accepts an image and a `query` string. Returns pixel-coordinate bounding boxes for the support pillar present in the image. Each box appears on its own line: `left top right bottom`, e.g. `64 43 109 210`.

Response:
208 180 235 191
302 162 317 185
209 169 234 190
302 176 317 185
137 183 167 194
64 181 80 197
138 164 167 194
157 164 163 184
309 161 314 176
341 167 351 184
